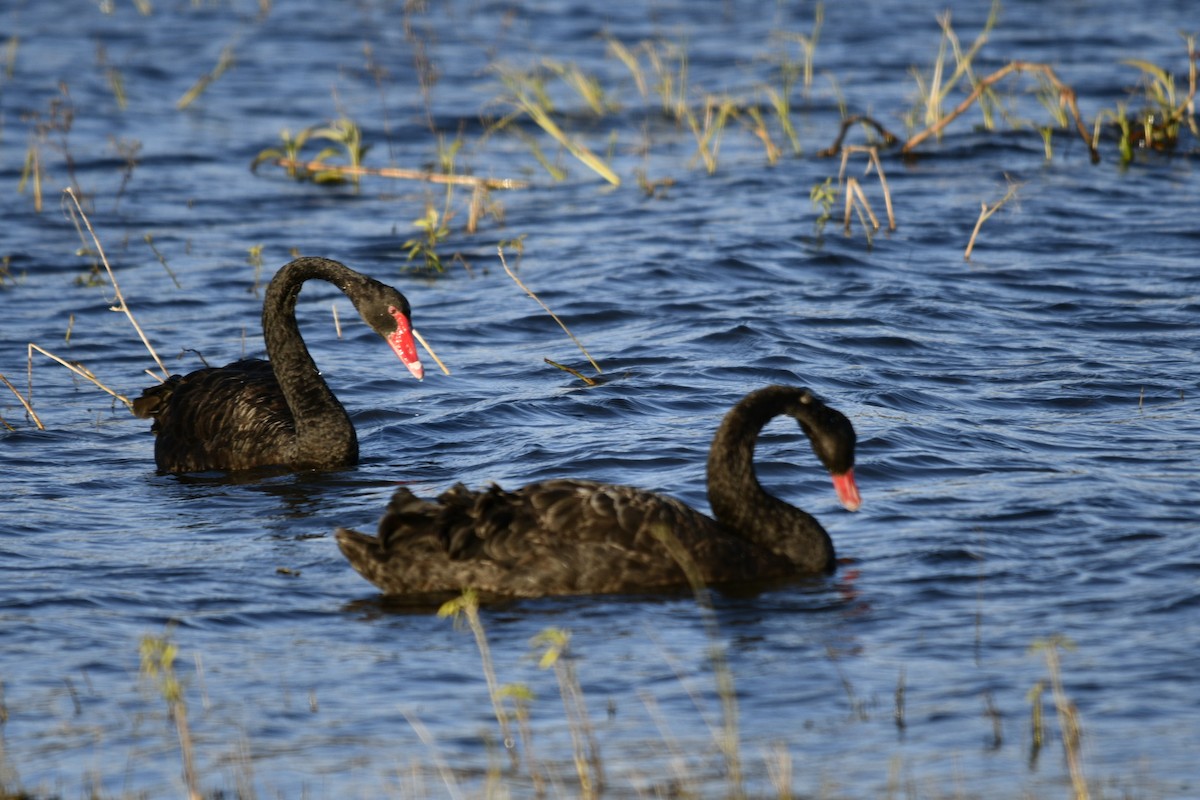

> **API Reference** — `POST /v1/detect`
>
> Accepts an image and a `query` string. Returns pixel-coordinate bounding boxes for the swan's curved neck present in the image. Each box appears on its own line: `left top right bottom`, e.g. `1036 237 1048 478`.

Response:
705 386 833 572
262 257 364 464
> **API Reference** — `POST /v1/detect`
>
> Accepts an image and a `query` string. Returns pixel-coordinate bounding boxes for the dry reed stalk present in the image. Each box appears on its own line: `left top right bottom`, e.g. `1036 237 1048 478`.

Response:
964 178 1021 260
1039 640 1089 800
272 158 529 190
535 629 604 797
412 329 450 376
647 524 743 795
843 177 879 234
402 710 467 800
63 188 169 381
26 344 132 410
438 591 518 770
498 247 601 375
903 61 1099 163
636 690 695 793
177 44 234 110
816 114 898 158
543 358 596 386
0 372 44 430
838 145 895 232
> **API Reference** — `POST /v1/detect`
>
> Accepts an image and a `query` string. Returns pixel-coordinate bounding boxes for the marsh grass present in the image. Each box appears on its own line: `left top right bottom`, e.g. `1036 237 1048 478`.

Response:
1108 35 1199 161
19 85 80 213
904 60 1099 163
0 621 1123 799
1032 636 1090 800
493 65 621 186
906 2 1001 132
139 628 201 800
837 145 895 241
64 188 168 380
176 44 235 111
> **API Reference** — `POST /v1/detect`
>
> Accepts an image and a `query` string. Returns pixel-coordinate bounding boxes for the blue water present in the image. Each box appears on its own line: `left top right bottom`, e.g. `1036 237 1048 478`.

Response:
2 0 1198 797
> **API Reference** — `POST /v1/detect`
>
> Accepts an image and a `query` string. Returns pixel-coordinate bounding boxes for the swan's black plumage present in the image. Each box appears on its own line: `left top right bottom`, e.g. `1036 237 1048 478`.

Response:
336 386 861 598
133 257 424 473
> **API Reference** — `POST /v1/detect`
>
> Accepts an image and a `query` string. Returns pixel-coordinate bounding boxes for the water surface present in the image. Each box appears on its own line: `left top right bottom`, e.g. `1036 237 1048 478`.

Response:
1 1 1198 797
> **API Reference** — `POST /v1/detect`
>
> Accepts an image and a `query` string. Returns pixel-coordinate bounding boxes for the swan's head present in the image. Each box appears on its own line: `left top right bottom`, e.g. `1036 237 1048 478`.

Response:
360 285 425 381
792 390 861 512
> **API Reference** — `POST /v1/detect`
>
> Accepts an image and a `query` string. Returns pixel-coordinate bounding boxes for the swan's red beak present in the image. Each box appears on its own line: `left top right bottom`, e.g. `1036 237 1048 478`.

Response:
831 469 861 512
387 308 425 381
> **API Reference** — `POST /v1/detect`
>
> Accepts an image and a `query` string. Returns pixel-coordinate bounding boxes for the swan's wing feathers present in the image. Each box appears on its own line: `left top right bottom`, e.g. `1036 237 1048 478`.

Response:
136 360 297 471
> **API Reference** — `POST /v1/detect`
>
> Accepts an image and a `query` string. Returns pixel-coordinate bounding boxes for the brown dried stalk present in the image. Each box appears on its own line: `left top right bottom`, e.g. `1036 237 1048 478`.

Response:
412 328 451 376
843 177 879 235
272 158 529 190
1 372 44 430
63 188 169 380
839 145 896 232
499 247 601 375
965 178 1022 260
903 61 1099 163
27 343 133 410
817 114 899 158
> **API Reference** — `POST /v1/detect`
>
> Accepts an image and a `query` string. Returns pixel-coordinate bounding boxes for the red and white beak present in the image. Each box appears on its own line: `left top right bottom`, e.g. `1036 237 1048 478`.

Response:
831 469 861 512
387 306 425 381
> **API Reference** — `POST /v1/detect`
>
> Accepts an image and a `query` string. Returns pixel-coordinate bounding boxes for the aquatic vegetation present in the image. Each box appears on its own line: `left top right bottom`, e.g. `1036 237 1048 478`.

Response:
493 63 621 185
906 1 1002 132
18 85 80 213
1107 34 1199 161
251 125 323 180
902 60 1099 163
964 175 1022 260
176 44 234 110
139 627 200 800
1030 636 1089 800
403 204 452 273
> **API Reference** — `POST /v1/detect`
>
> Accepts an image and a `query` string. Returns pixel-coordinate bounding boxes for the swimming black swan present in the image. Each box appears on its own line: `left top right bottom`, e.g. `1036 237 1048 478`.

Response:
133 256 424 473
336 385 861 598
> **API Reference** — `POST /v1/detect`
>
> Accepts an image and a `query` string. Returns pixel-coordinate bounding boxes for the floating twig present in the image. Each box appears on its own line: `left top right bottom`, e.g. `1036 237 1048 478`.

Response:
843 177 879 235
498 246 601 375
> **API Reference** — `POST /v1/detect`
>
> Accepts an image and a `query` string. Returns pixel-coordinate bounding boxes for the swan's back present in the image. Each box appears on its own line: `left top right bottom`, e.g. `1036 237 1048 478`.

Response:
133 359 321 473
337 479 793 598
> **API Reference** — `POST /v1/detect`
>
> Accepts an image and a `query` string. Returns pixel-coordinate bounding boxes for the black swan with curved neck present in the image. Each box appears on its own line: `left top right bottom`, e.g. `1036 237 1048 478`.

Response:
336 385 861 598
133 256 424 473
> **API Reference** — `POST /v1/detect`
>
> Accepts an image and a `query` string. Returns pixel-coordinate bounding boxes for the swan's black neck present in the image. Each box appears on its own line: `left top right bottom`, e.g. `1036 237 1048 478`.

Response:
706 385 835 573
262 257 368 466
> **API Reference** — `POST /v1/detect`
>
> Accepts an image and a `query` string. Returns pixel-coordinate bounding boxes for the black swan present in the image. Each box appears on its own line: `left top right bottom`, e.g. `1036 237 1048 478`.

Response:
336 385 861 598
133 256 424 473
